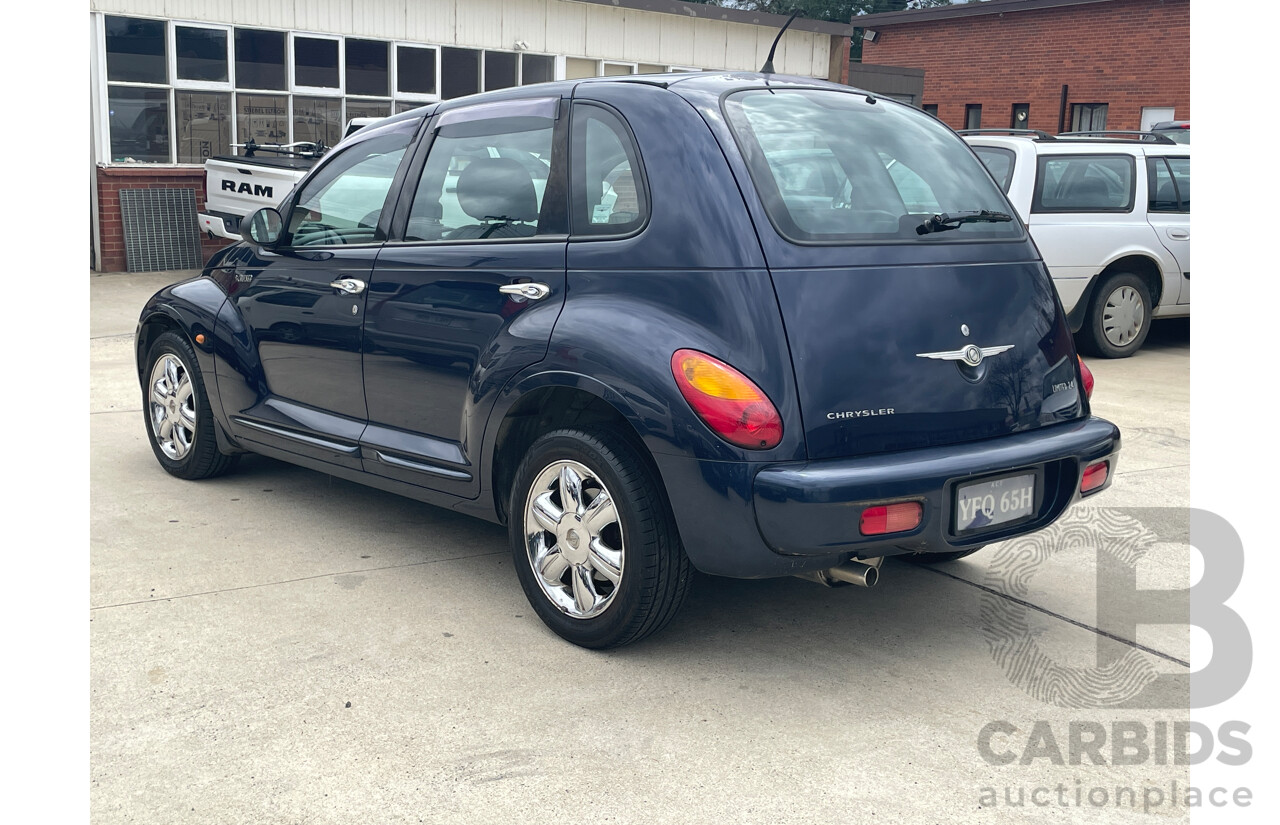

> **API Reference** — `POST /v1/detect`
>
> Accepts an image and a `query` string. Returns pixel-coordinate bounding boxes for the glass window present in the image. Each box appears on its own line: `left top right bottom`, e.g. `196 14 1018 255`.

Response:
406 116 556 241
287 131 413 246
971 146 1016 193
105 16 166 84
396 101 429 114
175 27 228 83
965 104 981 130
235 29 286 90
521 54 554 85
1166 157 1189 210
1033 155 1135 213
603 63 633 76
571 105 646 236
1071 103 1108 132
236 93 288 148
175 91 231 163
484 51 518 92
397 46 437 95
108 86 170 162
345 100 392 121
293 97 341 149
346 39 389 97
723 89 1022 243
441 48 480 99
1149 157 1189 212
637 64 666 75
295 37 339 89
922 104 938 118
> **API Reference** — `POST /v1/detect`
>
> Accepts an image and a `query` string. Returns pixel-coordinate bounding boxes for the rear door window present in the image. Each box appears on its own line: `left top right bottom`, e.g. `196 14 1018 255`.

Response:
722 89 1021 243
1032 154 1136 213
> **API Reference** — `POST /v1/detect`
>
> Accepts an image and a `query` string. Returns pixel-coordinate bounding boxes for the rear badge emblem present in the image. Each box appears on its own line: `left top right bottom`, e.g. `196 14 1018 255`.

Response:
916 343 1015 367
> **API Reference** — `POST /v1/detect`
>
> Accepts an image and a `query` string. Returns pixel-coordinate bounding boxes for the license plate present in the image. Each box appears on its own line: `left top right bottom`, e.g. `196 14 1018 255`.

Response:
955 473 1036 533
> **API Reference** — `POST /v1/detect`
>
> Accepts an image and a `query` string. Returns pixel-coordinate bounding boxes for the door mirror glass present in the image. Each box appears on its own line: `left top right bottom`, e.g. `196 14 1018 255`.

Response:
244 207 283 246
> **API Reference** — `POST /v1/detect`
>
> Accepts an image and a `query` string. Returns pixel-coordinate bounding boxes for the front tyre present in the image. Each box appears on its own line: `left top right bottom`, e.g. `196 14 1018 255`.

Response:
509 428 691 649
142 331 239 480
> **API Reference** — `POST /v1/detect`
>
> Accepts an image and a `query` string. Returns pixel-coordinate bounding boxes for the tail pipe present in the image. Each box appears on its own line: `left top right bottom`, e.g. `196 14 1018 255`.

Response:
794 557 883 588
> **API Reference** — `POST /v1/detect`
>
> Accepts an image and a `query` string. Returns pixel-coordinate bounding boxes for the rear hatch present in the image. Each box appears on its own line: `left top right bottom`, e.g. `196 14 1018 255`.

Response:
203 155 314 216
720 87 1085 460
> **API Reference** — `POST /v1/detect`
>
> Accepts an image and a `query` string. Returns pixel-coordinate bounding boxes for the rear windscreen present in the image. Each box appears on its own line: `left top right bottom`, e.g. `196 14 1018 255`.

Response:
723 89 1023 243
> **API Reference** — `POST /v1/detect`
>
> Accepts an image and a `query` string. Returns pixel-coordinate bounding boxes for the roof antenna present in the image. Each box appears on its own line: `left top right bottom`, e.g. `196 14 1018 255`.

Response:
761 11 801 73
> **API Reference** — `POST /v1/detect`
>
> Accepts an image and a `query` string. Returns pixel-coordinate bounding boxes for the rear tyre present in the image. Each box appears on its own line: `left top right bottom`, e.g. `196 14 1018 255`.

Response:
906 546 986 564
142 331 240 480
1080 272 1152 358
509 427 691 649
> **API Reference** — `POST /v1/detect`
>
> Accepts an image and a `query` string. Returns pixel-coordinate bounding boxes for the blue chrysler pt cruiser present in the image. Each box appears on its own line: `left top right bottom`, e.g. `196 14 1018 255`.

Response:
137 72 1119 648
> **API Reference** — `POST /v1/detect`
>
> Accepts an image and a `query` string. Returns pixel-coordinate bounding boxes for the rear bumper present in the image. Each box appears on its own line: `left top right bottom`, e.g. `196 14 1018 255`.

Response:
655 417 1120 579
198 210 242 240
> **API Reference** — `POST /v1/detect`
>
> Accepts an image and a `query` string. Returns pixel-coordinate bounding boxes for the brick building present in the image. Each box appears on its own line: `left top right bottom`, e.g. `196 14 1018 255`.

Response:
856 0 1189 134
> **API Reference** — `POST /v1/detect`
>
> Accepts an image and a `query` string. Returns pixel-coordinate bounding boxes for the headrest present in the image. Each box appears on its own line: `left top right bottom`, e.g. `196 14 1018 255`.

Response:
456 157 538 223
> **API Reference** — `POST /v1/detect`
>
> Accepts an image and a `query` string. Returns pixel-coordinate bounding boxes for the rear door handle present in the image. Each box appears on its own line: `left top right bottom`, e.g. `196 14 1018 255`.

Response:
330 278 366 295
1167 229 1190 240
499 283 551 301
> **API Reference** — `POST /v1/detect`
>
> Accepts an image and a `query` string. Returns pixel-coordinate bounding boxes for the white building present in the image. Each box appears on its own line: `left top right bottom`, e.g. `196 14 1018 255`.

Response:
89 0 851 271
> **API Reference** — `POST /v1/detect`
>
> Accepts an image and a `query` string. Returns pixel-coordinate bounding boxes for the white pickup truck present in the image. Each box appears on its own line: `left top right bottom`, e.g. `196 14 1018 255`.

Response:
198 119 380 240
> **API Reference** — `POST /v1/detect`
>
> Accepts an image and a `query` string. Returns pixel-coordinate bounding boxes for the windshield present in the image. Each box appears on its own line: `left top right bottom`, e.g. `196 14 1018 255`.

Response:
723 89 1022 243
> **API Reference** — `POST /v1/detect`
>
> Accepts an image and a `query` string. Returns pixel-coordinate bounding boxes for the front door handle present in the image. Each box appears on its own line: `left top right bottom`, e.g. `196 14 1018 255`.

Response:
330 278 366 295
499 283 551 301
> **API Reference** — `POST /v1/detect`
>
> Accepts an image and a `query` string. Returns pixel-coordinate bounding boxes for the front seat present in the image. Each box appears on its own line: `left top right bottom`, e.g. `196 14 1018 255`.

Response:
444 157 539 240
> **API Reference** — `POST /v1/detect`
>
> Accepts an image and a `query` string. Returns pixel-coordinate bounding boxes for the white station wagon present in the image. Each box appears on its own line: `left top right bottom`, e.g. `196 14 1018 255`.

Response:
963 131 1189 358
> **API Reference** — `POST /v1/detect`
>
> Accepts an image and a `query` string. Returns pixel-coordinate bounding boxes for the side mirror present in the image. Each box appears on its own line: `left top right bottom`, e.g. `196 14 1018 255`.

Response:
244 207 284 247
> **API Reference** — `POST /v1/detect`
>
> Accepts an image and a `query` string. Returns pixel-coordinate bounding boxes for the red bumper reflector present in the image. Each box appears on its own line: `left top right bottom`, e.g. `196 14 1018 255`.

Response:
860 502 923 536
1081 461 1109 493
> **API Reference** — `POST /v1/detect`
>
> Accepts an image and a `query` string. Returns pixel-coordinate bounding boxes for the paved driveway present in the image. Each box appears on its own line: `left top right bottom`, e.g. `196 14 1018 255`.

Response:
92 270 1192 823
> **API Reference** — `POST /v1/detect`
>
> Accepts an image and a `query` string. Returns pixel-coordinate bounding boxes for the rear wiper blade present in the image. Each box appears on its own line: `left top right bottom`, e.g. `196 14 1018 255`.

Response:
916 210 1014 235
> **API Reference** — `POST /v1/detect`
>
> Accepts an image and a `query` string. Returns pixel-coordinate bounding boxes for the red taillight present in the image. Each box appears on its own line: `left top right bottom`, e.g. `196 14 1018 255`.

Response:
1078 356 1094 400
1081 461 1109 494
671 350 783 449
860 502 923 536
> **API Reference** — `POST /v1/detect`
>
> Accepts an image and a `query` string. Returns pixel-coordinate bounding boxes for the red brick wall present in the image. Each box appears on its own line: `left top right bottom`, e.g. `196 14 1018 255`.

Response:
95 166 235 273
859 0 1189 132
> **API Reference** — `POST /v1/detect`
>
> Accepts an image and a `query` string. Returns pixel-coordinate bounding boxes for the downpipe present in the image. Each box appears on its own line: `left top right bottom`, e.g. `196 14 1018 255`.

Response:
794 557 883 588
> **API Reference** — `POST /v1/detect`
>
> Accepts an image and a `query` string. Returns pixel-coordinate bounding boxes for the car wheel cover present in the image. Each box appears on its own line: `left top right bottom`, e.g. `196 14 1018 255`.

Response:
523 459 625 620
149 353 197 460
1102 285 1145 347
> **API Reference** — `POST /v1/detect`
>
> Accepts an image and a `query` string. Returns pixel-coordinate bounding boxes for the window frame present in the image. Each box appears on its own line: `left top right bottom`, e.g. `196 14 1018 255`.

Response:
1146 156 1190 213
290 32 343 97
395 42 442 103
172 22 233 90
1031 153 1137 214
387 98 570 246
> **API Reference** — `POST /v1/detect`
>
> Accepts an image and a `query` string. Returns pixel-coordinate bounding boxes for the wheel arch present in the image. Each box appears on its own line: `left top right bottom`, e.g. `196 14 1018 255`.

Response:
1067 252 1163 332
486 375 662 526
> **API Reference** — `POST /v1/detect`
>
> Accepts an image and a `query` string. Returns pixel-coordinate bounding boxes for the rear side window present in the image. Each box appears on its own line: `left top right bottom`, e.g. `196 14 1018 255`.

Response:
972 146 1016 193
570 104 647 236
1032 155 1135 213
723 89 1021 243
1147 156 1190 212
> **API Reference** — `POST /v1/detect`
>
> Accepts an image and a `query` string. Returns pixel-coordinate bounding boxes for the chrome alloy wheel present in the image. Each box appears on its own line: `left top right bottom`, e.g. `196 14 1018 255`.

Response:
523 460 625 620
149 353 197 461
1102 285 1145 348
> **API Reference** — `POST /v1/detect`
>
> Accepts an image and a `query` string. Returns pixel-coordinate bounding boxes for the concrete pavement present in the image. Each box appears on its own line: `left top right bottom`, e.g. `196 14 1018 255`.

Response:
91 270 1192 824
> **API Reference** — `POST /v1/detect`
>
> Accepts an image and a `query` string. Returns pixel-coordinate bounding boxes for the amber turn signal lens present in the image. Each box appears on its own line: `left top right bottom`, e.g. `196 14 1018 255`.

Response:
671 349 783 450
195 333 206 344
